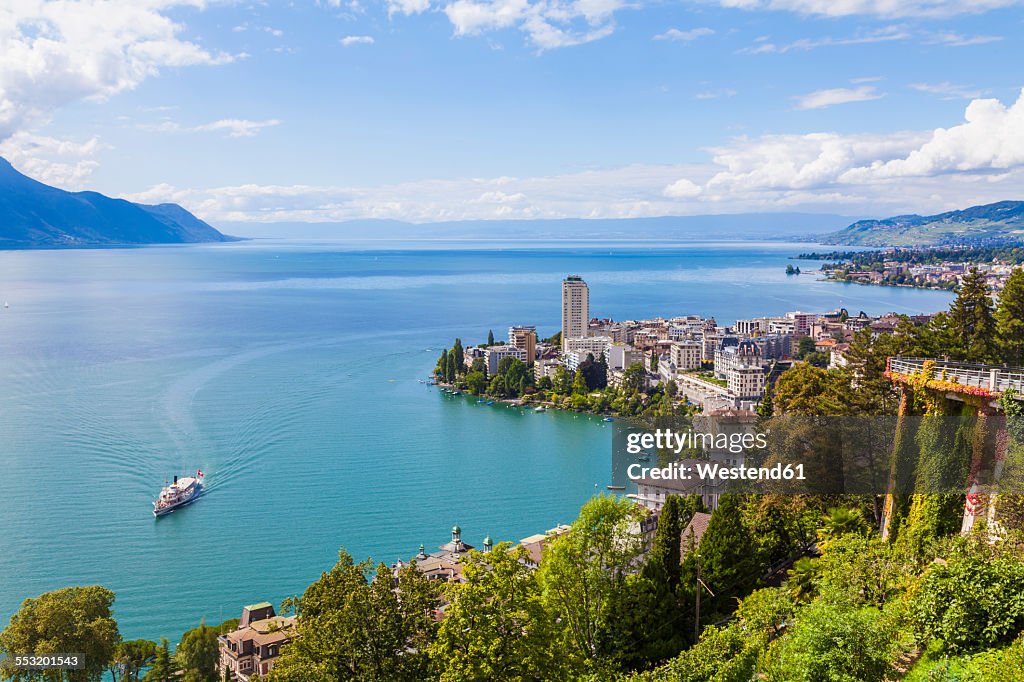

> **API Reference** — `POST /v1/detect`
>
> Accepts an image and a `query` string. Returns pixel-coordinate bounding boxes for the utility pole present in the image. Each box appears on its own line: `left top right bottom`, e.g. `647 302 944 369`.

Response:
694 553 701 643
694 553 715 644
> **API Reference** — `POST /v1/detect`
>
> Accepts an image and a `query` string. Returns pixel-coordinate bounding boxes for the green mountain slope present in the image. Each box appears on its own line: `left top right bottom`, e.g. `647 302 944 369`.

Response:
824 200 1024 246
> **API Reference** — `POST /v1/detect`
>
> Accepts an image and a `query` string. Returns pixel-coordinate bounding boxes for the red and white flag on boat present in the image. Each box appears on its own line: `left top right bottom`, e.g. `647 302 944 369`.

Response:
197 469 204 478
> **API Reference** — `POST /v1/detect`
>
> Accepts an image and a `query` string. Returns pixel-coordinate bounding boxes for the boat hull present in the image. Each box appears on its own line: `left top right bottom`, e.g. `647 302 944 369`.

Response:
153 483 202 517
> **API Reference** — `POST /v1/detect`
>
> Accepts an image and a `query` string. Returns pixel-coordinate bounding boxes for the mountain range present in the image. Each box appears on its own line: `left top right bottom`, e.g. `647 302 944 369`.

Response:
822 200 1024 246
0 157 230 249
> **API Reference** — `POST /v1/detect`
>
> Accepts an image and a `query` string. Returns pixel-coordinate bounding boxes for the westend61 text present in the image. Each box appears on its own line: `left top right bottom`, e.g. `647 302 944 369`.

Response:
627 462 806 482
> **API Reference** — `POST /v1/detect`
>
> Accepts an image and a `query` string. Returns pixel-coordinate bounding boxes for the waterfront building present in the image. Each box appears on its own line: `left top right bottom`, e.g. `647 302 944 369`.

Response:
519 524 572 568
508 325 537 366
561 275 589 351
484 345 527 376
534 357 563 381
218 603 296 681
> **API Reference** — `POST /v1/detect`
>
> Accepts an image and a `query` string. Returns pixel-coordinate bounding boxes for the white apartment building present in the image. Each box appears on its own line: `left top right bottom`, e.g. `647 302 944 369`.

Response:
561 275 589 351
669 341 702 371
484 345 527 376
564 335 612 357
605 344 645 371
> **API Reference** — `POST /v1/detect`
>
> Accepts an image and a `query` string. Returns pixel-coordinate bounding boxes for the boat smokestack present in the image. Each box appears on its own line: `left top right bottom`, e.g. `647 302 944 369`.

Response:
173 475 178 484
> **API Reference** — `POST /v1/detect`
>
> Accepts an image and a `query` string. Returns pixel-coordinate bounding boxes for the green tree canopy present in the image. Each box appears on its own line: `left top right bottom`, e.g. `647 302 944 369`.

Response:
110 639 157 682
430 544 566 681
270 550 438 682
0 585 120 682
175 620 219 682
537 495 646 670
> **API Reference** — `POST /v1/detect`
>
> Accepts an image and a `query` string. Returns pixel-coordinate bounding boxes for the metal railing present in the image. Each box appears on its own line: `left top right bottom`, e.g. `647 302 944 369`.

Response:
888 356 1024 394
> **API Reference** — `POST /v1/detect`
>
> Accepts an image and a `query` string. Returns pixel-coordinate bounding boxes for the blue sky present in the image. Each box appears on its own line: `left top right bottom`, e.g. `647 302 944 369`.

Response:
1 0 1022 223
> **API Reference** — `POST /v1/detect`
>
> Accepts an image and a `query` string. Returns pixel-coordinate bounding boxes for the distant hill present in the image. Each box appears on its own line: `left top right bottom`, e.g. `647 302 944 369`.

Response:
224 213 860 241
0 157 231 249
823 201 1024 247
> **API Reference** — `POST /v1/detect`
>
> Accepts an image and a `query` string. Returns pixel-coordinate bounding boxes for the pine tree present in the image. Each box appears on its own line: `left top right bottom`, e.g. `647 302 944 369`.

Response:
487 329 495 346
452 338 464 375
144 638 175 682
445 349 457 384
996 268 1024 366
698 493 760 620
437 349 448 382
947 266 996 362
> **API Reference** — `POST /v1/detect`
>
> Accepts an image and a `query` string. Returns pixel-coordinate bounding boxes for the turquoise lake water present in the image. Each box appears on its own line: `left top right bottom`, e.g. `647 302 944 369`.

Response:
0 239 955 641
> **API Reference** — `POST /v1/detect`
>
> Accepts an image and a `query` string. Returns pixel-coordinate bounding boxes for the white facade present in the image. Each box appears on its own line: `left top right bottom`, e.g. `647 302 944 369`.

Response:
605 344 644 371
670 341 702 371
484 345 527 376
564 335 612 357
561 276 589 351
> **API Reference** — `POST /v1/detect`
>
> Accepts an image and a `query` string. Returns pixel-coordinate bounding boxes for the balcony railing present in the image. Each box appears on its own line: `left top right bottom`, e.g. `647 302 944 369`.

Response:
888 356 1024 395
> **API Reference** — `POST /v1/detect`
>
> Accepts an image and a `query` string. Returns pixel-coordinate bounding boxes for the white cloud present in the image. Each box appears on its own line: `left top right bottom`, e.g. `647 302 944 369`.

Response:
387 0 432 15
340 35 376 46
663 178 702 198
0 131 106 188
739 26 909 54
695 88 737 100
793 85 884 109
923 31 1003 46
842 89 1024 181
654 27 715 41
717 0 1021 18
141 118 282 138
443 0 629 49
0 1 237 140
910 82 984 99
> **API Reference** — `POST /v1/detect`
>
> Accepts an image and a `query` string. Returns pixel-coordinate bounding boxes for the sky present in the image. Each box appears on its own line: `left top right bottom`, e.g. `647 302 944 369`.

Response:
0 0 1023 224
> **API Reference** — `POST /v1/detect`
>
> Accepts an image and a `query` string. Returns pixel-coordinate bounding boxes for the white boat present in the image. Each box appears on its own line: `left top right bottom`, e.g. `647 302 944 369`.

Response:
153 472 204 517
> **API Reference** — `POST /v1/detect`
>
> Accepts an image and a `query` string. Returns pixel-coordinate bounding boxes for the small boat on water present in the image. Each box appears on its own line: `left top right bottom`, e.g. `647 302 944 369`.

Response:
153 471 204 517
606 485 626 491
534 406 546 412
603 417 614 422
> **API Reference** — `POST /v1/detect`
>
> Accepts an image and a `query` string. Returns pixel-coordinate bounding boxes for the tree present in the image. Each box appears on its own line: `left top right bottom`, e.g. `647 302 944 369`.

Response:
795 336 816 360
270 550 438 681
649 351 659 372
947 266 996 362
446 349 458 384
465 371 487 395
487 329 495 346
430 544 567 681
0 585 120 682
552 367 573 395
470 357 486 374
772 363 843 415
504 359 531 397
996 267 1024 366
537 496 646 670
695 494 760 620
452 338 465 375
144 638 177 682
488 375 507 397
622 363 646 393
571 370 588 396
110 639 157 682
175 620 220 682
437 350 449 382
